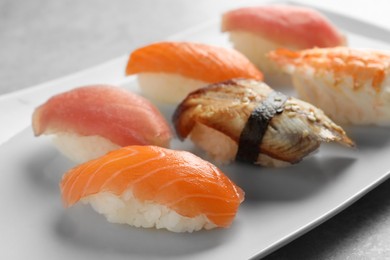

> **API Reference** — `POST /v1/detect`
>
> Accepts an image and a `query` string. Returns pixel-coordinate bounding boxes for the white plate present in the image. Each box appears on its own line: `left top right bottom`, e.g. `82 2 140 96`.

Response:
2 3 390 260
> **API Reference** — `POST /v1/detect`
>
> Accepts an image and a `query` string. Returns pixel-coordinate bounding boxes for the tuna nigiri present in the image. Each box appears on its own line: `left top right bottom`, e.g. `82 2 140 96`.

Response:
60 145 244 232
125 41 263 103
32 85 172 163
222 5 346 86
173 79 354 167
268 47 390 125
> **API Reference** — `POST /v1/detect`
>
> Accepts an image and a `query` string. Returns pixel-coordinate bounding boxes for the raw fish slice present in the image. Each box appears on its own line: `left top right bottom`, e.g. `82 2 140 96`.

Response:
125 41 263 103
222 5 345 49
60 145 244 232
33 85 172 162
268 47 390 125
222 5 346 85
173 79 354 167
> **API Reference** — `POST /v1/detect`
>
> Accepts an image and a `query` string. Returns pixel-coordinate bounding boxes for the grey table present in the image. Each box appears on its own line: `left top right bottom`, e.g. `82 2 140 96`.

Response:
1 0 390 259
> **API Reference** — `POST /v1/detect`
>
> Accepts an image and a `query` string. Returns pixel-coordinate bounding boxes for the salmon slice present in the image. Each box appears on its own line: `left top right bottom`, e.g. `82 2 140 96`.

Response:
125 41 263 82
222 5 346 49
32 85 172 147
60 146 244 228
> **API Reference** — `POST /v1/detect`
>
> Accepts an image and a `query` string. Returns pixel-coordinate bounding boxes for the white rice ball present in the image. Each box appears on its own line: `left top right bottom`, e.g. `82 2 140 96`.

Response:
82 190 217 233
52 132 120 163
137 73 208 104
228 31 293 86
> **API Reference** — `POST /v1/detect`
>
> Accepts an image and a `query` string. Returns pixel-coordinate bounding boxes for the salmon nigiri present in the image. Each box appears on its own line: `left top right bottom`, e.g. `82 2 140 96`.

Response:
125 41 263 103
174 79 354 167
60 145 244 232
222 5 346 86
269 47 390 125
32 85 172 163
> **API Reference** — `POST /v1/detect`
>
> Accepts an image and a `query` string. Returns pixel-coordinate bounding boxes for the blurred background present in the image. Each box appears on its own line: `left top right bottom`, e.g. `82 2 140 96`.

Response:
0 0 242 94
1 0 388 95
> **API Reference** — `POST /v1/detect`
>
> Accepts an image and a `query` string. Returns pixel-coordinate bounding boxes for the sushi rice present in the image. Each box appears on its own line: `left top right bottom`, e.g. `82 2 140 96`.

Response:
82 190 217 233
52 133 120 163
228 31 292 86
137 73 207 104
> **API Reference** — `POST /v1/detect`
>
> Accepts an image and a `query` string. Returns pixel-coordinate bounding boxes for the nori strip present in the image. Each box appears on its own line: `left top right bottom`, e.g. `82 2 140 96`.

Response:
235 91 288 163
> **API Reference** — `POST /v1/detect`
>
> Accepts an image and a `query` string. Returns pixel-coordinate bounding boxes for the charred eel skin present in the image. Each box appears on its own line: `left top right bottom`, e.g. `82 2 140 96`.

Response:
173 78 354 167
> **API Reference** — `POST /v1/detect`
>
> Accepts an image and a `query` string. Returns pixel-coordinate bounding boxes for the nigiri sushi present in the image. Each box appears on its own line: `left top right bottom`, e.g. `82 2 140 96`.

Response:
173 79 354 167
125 41 263 103
222 5 346 86
268 47 390 125
32 85 172 163
60 145 244 233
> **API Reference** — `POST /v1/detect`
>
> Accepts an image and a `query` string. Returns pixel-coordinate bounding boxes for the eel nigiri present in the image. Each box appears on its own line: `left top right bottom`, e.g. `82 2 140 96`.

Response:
60 145 244 233
32 85 172 163
268 47 390 125
125 41 263 103
173 79 354 167
222 5 346 86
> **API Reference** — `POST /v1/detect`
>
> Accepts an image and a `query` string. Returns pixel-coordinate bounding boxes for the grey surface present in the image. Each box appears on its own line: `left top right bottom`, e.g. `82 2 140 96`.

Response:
1 0 390 259
0 0 240 95
266 183 390 260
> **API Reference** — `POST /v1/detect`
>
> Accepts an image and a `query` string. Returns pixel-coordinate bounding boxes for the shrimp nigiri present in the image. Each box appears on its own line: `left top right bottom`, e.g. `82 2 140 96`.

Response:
60 145 244 232
173 79 354 167
222 5 346 86
32 85 172 163
268 47 390 125
125 41 263 103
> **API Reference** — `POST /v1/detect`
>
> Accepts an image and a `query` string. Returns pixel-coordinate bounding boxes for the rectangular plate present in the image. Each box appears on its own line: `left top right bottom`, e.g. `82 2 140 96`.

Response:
1 2 390 259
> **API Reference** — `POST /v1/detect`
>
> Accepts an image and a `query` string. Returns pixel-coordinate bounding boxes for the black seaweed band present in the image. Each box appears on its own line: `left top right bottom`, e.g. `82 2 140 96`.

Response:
235 91 288 163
